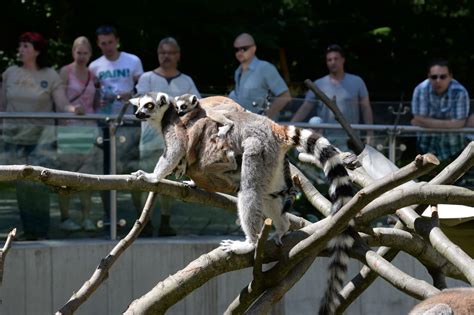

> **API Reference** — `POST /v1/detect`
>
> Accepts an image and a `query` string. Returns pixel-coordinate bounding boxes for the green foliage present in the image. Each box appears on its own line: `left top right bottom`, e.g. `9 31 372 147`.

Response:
0 0 474 99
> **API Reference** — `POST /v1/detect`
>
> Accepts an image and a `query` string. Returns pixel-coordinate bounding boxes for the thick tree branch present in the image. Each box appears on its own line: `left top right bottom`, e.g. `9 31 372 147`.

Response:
224 219 273 314
357 183 474 225
359 228 464 281
352 243 440 300
245 252 318 315
0 165 237 212
285 154 439 266
337 143 474 313
57 192 158 315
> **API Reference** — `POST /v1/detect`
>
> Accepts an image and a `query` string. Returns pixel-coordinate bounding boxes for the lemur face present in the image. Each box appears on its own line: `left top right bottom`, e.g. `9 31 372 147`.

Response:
130 92 171 121
174 94 199 116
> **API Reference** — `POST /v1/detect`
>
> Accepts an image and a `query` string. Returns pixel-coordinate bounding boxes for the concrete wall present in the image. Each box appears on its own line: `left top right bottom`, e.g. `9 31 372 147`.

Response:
0 237 467 315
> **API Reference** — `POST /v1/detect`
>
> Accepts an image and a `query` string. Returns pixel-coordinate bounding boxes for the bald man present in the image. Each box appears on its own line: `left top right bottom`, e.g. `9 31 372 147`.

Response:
228 33 291 118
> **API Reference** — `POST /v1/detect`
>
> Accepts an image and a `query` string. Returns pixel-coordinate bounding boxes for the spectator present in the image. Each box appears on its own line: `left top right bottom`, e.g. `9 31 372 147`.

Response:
0 32 81 240
89 25 144 230
57 36 100 232
410 59 469 161
291 44 373 151
466 111 474 142
228 33 291 118
135 37 200 236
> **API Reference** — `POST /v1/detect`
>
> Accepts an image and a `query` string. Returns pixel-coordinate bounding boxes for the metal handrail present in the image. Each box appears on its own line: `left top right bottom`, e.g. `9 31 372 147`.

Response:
0 112 473 133
0 112 472 239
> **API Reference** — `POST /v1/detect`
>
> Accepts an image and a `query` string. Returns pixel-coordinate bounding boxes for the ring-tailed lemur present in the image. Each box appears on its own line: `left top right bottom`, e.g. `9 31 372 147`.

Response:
175 93 236 138
175 93 297 210
130 93 354 315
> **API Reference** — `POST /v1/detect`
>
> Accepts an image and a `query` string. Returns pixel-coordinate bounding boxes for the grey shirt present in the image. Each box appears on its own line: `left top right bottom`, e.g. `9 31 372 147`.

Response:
304 73 369 150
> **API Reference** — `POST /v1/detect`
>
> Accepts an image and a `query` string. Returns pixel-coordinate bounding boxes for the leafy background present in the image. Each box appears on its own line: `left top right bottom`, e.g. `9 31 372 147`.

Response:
1 0 474 100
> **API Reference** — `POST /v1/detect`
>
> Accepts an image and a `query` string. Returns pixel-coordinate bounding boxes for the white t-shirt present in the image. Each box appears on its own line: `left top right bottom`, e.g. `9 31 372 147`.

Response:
135 71 201 169
89 51 143 114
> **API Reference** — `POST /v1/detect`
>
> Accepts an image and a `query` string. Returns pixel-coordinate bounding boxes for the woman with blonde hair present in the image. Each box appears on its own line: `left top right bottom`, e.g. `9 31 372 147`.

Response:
57 36 100 232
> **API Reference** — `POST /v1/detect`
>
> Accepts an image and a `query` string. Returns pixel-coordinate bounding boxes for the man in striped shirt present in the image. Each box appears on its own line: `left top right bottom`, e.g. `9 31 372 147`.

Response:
411 59 470 160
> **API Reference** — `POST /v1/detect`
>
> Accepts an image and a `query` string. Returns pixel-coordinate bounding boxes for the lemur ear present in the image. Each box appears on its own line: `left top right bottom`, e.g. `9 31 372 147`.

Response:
129 97 140 106
191 95 198 106
156 92 170 106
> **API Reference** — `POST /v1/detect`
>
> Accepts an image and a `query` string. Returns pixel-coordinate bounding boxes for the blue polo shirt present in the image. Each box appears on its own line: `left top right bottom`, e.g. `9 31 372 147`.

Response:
229 57 288 113
411 79 470 160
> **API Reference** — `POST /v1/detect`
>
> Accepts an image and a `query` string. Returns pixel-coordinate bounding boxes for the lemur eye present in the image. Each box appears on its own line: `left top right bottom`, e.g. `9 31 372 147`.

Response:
144 102 155 110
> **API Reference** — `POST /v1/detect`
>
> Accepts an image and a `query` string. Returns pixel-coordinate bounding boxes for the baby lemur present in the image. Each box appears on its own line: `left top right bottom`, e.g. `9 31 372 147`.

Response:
130 92 354 315
174 93 296 209
175 93 236 138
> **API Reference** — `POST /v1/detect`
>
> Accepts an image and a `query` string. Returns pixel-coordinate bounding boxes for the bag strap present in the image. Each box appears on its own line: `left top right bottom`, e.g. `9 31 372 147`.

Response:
69 70 91 103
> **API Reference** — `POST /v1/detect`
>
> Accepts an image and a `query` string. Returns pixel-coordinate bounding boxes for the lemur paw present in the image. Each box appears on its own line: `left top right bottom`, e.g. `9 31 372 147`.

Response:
182 180 196 188
270 233 285 246
131 170 159 183
217 125 232 138
220 239 255 254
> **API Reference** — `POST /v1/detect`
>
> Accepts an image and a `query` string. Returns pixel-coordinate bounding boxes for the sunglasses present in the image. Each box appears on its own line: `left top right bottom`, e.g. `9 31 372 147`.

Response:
234 45 252 53
429 74 449 80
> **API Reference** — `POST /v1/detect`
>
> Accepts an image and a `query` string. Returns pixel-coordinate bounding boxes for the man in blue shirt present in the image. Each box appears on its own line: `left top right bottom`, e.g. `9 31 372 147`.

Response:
411 59 470 160
291 44 373 151
229 33 291 118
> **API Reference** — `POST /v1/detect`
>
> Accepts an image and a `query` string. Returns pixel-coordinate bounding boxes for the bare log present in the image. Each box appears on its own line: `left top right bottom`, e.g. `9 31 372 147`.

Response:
360 228 465 281
0 165 237 212
224 219 273 314
357 183 474 225
352 243 440 300
56 192 158 315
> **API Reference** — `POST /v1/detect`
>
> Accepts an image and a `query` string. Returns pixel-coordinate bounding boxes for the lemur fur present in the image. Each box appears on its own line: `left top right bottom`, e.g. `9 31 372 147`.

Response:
176 93 296 209
175 93 236 138
130 92 238 191
130 93 354 315
409 288 474 315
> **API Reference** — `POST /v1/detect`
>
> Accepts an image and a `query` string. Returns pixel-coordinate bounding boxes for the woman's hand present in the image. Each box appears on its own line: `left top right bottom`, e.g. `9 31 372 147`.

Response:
71 104 86 115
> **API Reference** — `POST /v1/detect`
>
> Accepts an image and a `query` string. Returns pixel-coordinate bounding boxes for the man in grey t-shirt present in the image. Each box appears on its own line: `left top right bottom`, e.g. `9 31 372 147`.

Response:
291 44 373 151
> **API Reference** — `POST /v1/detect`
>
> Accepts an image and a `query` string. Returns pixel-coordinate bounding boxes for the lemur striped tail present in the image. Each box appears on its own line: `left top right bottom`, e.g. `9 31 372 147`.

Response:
283 125 354 315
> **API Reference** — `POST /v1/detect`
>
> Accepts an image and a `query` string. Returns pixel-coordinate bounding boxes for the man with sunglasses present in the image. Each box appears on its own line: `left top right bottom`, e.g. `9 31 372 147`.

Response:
411 59 470 161
228 33 291 118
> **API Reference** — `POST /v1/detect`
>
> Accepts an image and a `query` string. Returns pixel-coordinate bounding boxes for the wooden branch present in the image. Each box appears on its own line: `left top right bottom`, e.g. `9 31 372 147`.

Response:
359 228 465 281
414 218 474 285
338 143 474 313
352 242 440 300
429 141 474 185
56 192 158 315
357 183 474 225
224 219 273 314
337 246 399 314
304 79 365 154
254 218 272 280
0 165 237 212
290 164 331 217
245 252 318 315
285 154 439 266
125 245 257 314
0 228 16 286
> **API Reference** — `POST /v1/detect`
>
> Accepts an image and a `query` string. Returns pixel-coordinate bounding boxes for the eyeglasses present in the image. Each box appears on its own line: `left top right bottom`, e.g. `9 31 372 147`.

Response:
429 74 449 80
234 45 252 53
